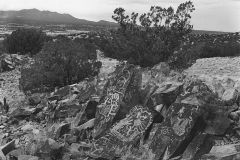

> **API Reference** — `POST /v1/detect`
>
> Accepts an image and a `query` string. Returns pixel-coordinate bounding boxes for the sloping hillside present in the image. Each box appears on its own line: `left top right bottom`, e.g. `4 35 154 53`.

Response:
0 9 118 27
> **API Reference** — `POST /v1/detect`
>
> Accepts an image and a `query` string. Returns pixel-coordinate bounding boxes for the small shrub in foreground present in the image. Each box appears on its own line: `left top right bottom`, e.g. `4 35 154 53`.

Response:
20 39 102 93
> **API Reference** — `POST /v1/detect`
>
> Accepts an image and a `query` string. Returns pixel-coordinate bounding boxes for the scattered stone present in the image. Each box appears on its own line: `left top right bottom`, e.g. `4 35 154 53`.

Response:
28 95 41 106
227 103 239 113
10 108 32 118
18 155 39 160
54 85 71 98
213 80 225 99
222 88 238 106
8 147 26 159
0 139 16 156
64 134 77 144
21 124 34 132
48 123 70 139
210 143 240 154
229 112 239 121
201 152 237 160
151 62 170 77
72 118 95 132
147 82 183 108
2 56 240 160
71 100 97 128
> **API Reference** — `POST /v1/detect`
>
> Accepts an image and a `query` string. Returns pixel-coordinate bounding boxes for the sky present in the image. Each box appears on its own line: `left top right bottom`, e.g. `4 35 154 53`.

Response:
0 0 239 32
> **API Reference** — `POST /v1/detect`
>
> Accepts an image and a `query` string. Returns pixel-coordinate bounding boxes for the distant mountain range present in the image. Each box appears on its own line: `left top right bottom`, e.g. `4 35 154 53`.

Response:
0 8 119 27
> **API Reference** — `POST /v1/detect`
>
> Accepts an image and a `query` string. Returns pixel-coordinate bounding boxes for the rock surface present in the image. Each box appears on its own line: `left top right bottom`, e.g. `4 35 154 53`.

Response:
1 52 240 160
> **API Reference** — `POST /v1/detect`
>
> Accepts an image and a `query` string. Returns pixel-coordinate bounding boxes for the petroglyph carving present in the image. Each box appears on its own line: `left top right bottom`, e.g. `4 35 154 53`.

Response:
110 105 153 142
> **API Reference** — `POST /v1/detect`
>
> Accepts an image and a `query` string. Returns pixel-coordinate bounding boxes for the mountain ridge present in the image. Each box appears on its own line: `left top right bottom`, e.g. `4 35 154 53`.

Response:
0 8 119 27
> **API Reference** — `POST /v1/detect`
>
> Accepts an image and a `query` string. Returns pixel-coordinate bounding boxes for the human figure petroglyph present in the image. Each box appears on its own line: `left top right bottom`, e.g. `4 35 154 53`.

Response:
94 64 136 137
110 105 153 142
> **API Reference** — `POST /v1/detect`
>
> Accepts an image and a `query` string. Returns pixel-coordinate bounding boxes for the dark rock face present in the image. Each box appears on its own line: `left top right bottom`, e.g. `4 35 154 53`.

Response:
86 105 153 159
201 152 238 160
76 84 99 103
148 103 203 160
54 85 71 98
176 80 213 106
10 108 32 118
182 134 214 160
3 61 240 160
72 100 98 128
54 103 80 119
203 107 231 135
28 94 42 106
93 64 141 138
47 123 70 139
147 82 183 108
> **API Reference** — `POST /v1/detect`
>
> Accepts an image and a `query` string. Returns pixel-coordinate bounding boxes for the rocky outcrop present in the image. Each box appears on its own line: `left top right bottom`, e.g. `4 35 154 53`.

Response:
1 54 240 159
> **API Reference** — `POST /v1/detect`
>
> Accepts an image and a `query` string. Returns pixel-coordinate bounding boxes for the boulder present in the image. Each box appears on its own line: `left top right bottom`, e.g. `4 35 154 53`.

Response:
37 139 61 159
213 80 225 99
26 140 38 156
86 105 153 159
8 147 26 159
148 103 203 160
229 112 239 121
221 88 238 106
10 108 32 118
64 134 78 144
182 134 214 160
93 64 141 138
28 95 41 106
210 143 240 154
76 84 99 103
21 123 34 132
204 108 231 135
54 85 71 98
71 100 97 128
54 102 81 119
176 80 213 106
146 82 183 109
151 62 171 77
222 77 235 90
47 123 70 139
0 139 16 156
201 153 238 160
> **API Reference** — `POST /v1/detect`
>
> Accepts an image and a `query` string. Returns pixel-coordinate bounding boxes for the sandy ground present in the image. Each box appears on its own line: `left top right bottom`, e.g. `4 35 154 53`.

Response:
184 56 240 91
0 69 26 107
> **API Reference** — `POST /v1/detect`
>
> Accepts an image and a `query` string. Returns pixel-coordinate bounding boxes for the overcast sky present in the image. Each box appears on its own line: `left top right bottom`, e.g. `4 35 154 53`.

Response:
0 0 239 32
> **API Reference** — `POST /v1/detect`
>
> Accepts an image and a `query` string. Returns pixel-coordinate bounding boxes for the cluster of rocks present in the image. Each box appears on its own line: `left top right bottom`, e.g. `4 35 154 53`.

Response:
1 55 240 160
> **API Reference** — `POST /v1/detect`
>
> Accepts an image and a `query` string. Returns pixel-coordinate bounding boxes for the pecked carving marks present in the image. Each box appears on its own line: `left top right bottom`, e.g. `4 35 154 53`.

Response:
93 64 136 138
87 105 153 159
110 105 153 142
149 103 203 160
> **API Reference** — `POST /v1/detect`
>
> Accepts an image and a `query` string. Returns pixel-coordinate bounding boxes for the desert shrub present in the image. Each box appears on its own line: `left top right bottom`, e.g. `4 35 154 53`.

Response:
98 1 195 67
168 43 205 70
0 40 6 54
3 28 51 55
200 42 240 58
20 38 102 93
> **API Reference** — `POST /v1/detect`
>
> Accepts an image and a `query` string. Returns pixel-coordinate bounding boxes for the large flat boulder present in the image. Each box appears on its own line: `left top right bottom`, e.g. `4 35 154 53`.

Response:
93 64 141 138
